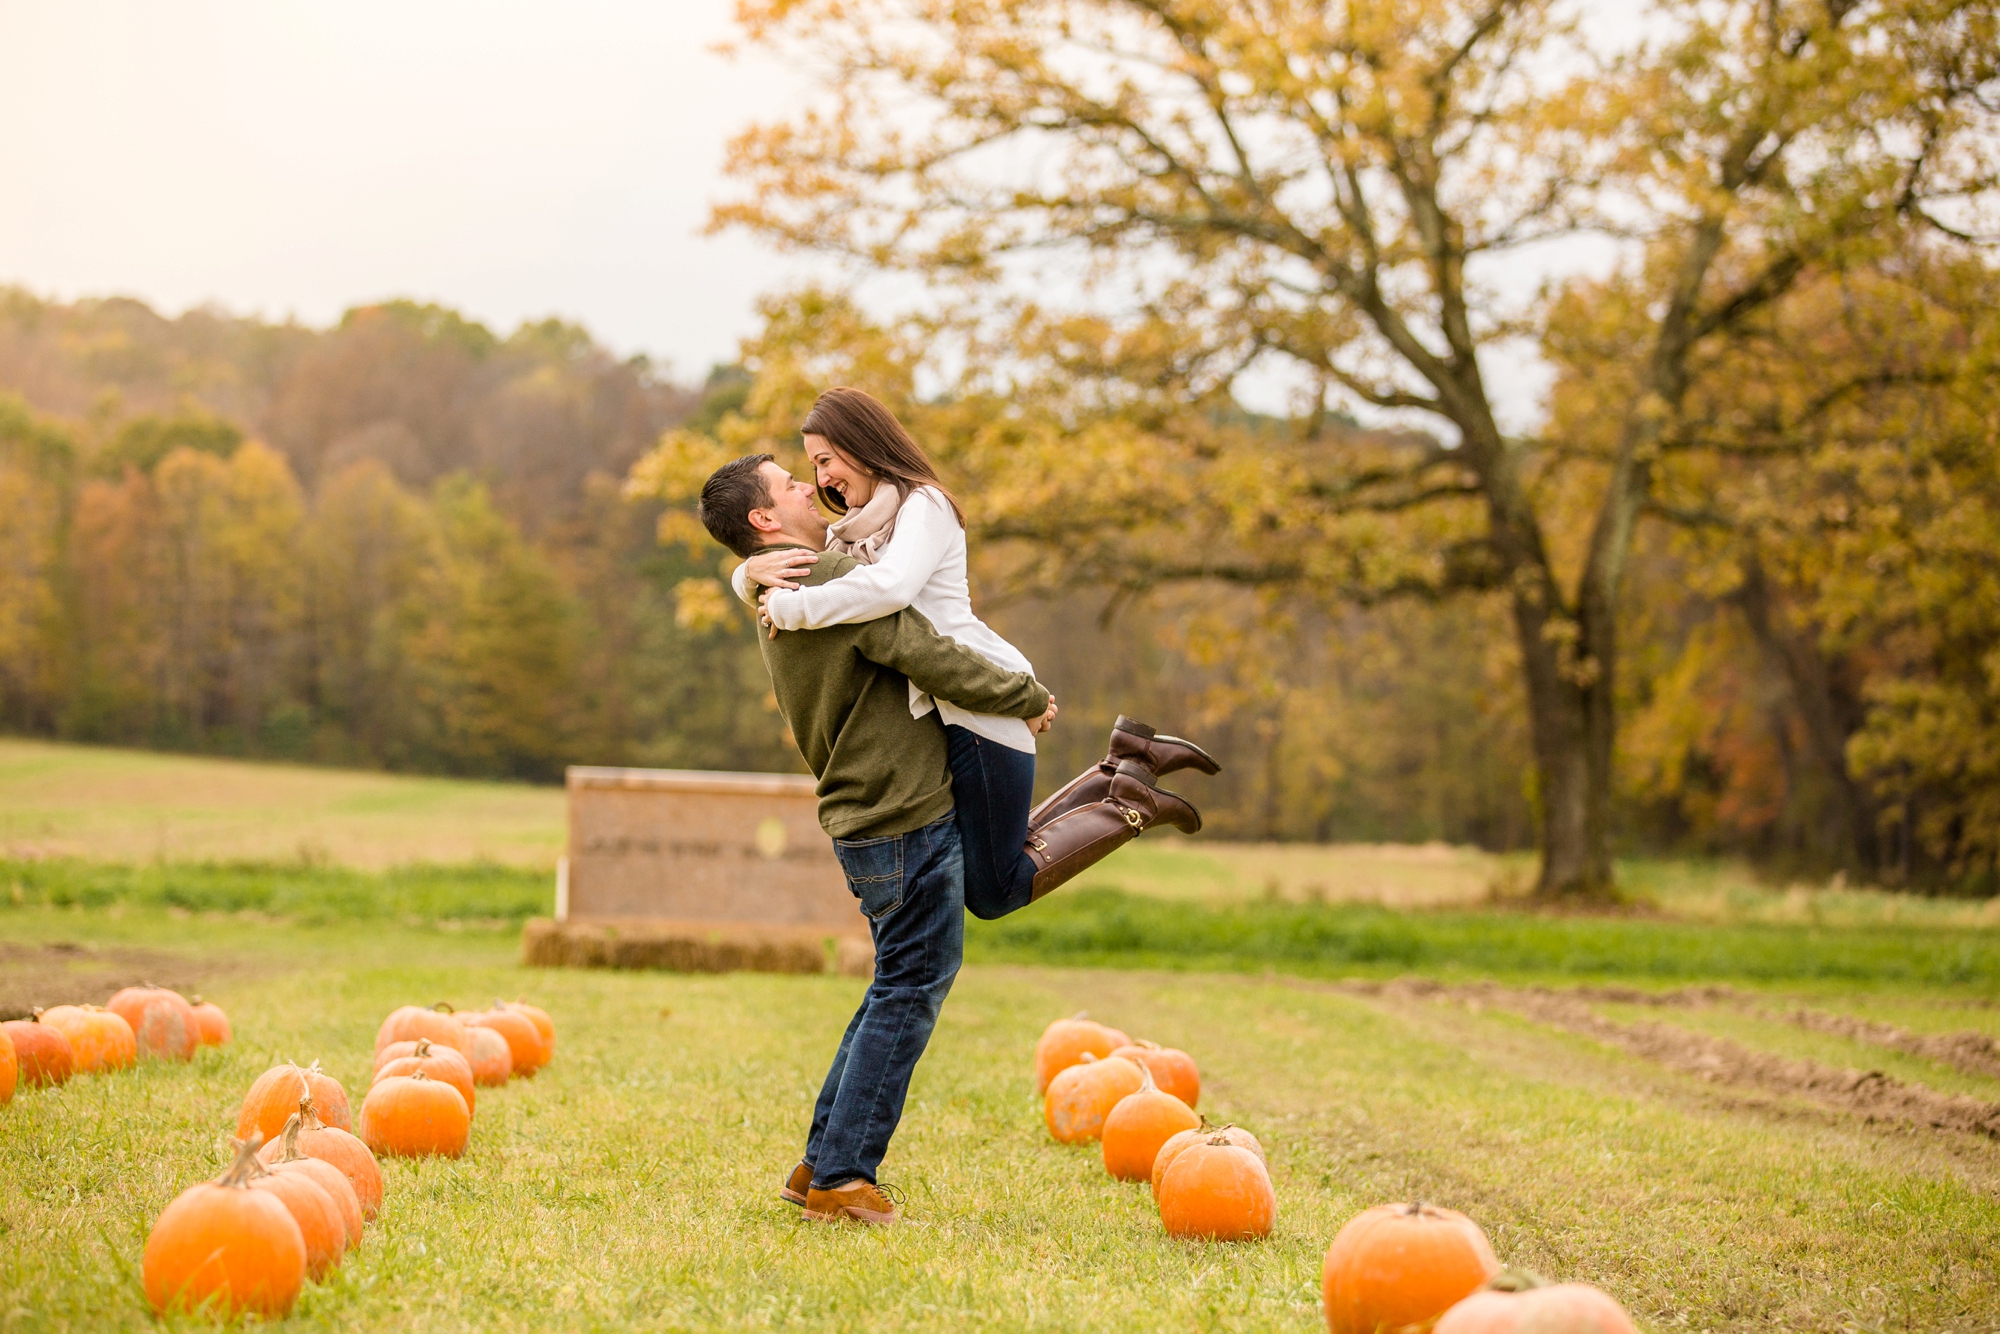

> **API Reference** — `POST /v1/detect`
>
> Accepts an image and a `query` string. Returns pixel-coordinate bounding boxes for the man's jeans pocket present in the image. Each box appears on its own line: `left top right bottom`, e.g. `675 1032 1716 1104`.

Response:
833 833 906 920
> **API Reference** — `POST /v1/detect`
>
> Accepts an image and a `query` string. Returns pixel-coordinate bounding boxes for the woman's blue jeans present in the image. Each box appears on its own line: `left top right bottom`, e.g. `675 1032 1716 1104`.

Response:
806 812 965 1189
944 724 1040 921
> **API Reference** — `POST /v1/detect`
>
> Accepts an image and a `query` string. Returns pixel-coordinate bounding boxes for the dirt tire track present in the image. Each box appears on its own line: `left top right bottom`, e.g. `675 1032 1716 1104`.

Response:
1340 979 2000 1139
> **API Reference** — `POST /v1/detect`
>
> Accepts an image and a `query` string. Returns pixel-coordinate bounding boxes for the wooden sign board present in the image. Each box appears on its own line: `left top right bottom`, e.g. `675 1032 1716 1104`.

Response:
560 766 862 936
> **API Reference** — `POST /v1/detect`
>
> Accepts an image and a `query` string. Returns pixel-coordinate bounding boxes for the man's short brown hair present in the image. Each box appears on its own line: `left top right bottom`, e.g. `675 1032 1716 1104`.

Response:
697 453 776 557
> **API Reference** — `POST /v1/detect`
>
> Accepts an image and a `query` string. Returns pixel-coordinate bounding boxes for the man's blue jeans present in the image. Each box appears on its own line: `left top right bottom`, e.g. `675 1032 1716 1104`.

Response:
806 812 965 1189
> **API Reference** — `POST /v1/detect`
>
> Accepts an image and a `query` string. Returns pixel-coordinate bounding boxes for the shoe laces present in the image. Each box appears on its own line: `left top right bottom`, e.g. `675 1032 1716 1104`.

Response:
870 1180 909 1208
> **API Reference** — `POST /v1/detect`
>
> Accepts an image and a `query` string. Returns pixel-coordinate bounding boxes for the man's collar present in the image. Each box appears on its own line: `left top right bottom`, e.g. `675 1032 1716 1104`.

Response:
757 540 819 553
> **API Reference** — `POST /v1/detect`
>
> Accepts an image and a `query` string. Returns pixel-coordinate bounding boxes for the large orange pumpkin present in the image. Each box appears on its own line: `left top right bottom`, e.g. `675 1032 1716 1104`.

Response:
263 1114 363 1251
188 996 232 1046
1101 1063 1200 1181
106 985 199 1061
1323 1202 1501 1334
257 1095 382 1220
373 1003 471 1057
462 1024 513 1087
1153 1122 1265 1200
142 1137 306 1318
1110 1040 1200 1109
1044 1053 1146 1143
503 999 555 1055
0 1027 14 1106
1157 1134 1275 1241
1433 1272 1641 1334
373 1038 477 1118
1 1018 73 1087
1033 1013 1132 1093
238 1060 351 1143
247 1152 346 1281
464 1003 546 1075
360 1071 471 1158
37 1004 135 1074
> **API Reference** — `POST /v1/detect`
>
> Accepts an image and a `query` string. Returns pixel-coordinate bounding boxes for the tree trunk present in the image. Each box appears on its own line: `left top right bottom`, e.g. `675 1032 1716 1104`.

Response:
1511 585 1618 899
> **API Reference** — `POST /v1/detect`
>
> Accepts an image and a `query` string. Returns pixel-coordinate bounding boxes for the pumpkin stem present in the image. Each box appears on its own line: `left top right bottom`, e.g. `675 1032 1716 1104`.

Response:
1079 1052 1099 1064
1485 1270 1549 1293
431 1001 456 1014
30 1007 43 1022
1071 1011 1089 1020
274 1113 305 1163
1135 1060 1158 1094
409 1070 431 1082
216 1134 265 1188
297 1093 326 1133
190 995 204 1006
413 1038 432 1058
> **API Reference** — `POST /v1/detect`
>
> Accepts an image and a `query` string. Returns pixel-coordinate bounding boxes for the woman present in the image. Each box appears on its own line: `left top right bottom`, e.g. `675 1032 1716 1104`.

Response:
733 386 1218 916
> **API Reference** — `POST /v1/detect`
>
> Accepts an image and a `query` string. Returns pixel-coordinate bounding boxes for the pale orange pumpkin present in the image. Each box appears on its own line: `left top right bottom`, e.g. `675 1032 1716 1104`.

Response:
188 996 232 1046
1100 1062 1200 1181
1109 1040 1200 1109
462 1023 513 1087
1044 1052 1145 1144
1433 1272 1641 1334
37 1004 135 1074
257 1095 382 1220
238 1060 351 1143
1157 1134 1275 1241
262 1113 363 1251
1153 1122 1265 1201
1323 1202 1501 1334
359 1071 471 1158
502 999 555 1056
1 1017 73 1087
0 1027 14 1106
1033 1012 1132 1093
106 985 199 1062
373 1038 476 1118
247 1152 346 1280
373 1003 471 1057
464 1003 546 1076
142 1137 306 1318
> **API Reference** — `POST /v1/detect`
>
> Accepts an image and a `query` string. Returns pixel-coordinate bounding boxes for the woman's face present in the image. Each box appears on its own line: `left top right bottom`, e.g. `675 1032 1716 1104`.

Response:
804 433 876 508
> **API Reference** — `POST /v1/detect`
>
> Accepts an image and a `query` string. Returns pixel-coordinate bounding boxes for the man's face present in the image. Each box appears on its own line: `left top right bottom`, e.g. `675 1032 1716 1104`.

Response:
754 460 829 546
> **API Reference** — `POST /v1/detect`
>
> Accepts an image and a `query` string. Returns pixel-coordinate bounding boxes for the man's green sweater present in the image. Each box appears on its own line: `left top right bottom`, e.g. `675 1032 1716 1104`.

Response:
755 543 1051 840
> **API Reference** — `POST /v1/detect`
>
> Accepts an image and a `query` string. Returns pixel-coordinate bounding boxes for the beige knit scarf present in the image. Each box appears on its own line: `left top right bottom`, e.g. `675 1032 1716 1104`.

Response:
824 483 904 565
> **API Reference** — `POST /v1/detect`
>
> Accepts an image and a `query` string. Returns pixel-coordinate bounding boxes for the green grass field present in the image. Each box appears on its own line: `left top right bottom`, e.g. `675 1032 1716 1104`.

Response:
4 739 2000 1331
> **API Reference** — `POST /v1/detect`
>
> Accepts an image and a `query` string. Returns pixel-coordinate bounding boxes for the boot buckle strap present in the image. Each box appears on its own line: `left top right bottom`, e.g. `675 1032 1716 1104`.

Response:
1028 835 1047 852
1121 806 1145 829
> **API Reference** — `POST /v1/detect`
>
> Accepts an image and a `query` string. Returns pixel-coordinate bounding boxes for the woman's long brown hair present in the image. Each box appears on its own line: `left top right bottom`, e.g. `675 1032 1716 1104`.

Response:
800 387 965 526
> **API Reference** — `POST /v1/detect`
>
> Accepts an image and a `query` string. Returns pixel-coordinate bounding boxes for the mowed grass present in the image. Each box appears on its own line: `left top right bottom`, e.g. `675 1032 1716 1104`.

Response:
4 904 2000 1332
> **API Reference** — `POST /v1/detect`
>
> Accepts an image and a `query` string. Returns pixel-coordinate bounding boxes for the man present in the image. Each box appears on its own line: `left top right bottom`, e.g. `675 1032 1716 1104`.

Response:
696 453 1058 1226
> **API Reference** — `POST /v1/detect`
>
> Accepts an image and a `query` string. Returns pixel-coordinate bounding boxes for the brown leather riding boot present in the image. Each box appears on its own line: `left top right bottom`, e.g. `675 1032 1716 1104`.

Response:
1028 716 1220 827
1026 763 1202 900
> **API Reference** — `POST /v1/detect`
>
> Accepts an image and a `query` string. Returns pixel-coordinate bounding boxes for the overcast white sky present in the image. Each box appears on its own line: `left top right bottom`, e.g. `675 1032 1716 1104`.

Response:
0 0 814 384
0 1 1629 425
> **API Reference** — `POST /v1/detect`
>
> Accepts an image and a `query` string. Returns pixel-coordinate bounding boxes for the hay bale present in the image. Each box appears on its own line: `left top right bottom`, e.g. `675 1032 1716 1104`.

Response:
520 918 834 975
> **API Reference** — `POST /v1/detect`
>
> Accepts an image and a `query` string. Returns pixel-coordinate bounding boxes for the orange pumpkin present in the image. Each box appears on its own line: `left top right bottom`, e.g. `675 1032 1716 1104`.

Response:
465 1003 546 1075
1433 1272 1641 1334
1101 1062 1200 1181
1 1018 73 1087
238 1060 351 1143
1153 1122 1265 1200
1323 1202 1501 1334
373 1003 471 1057
1110 1040 1199 1108
1157 1134 1275 1241
374 1038 476 1118
106 985 199 1061
258 1095 382 1220
503 999 555 1056
263 1113 363 1251
188 996 232 1046
142 1137 306 1318
1044 1052 1145 1144
462 1024 513 1086
247 1153 345 1280
0 1027 14 1106
37 1004 135 1074
360 1071 471 1158
1034 1012 1132 1093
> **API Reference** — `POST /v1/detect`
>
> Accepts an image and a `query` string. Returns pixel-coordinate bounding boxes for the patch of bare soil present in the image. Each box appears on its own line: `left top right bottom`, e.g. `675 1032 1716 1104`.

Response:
1340 979 2000 1139
0 941 254 1020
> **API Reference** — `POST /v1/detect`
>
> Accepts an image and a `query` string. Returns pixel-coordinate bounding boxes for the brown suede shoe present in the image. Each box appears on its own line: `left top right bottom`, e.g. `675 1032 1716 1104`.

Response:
779 1161 813 1207
802 1179 901 1225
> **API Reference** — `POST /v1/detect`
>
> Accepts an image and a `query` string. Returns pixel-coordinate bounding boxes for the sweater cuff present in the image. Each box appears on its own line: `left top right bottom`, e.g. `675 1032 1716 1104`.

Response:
765 587 808 631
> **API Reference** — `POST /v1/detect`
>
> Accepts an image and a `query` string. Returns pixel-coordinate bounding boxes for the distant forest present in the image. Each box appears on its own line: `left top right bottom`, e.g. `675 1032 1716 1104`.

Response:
0 287 1985 880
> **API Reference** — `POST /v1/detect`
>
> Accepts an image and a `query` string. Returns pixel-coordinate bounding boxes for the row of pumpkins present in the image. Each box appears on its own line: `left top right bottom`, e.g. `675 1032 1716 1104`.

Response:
0 985 555 1319
1035 1014 1643 1334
